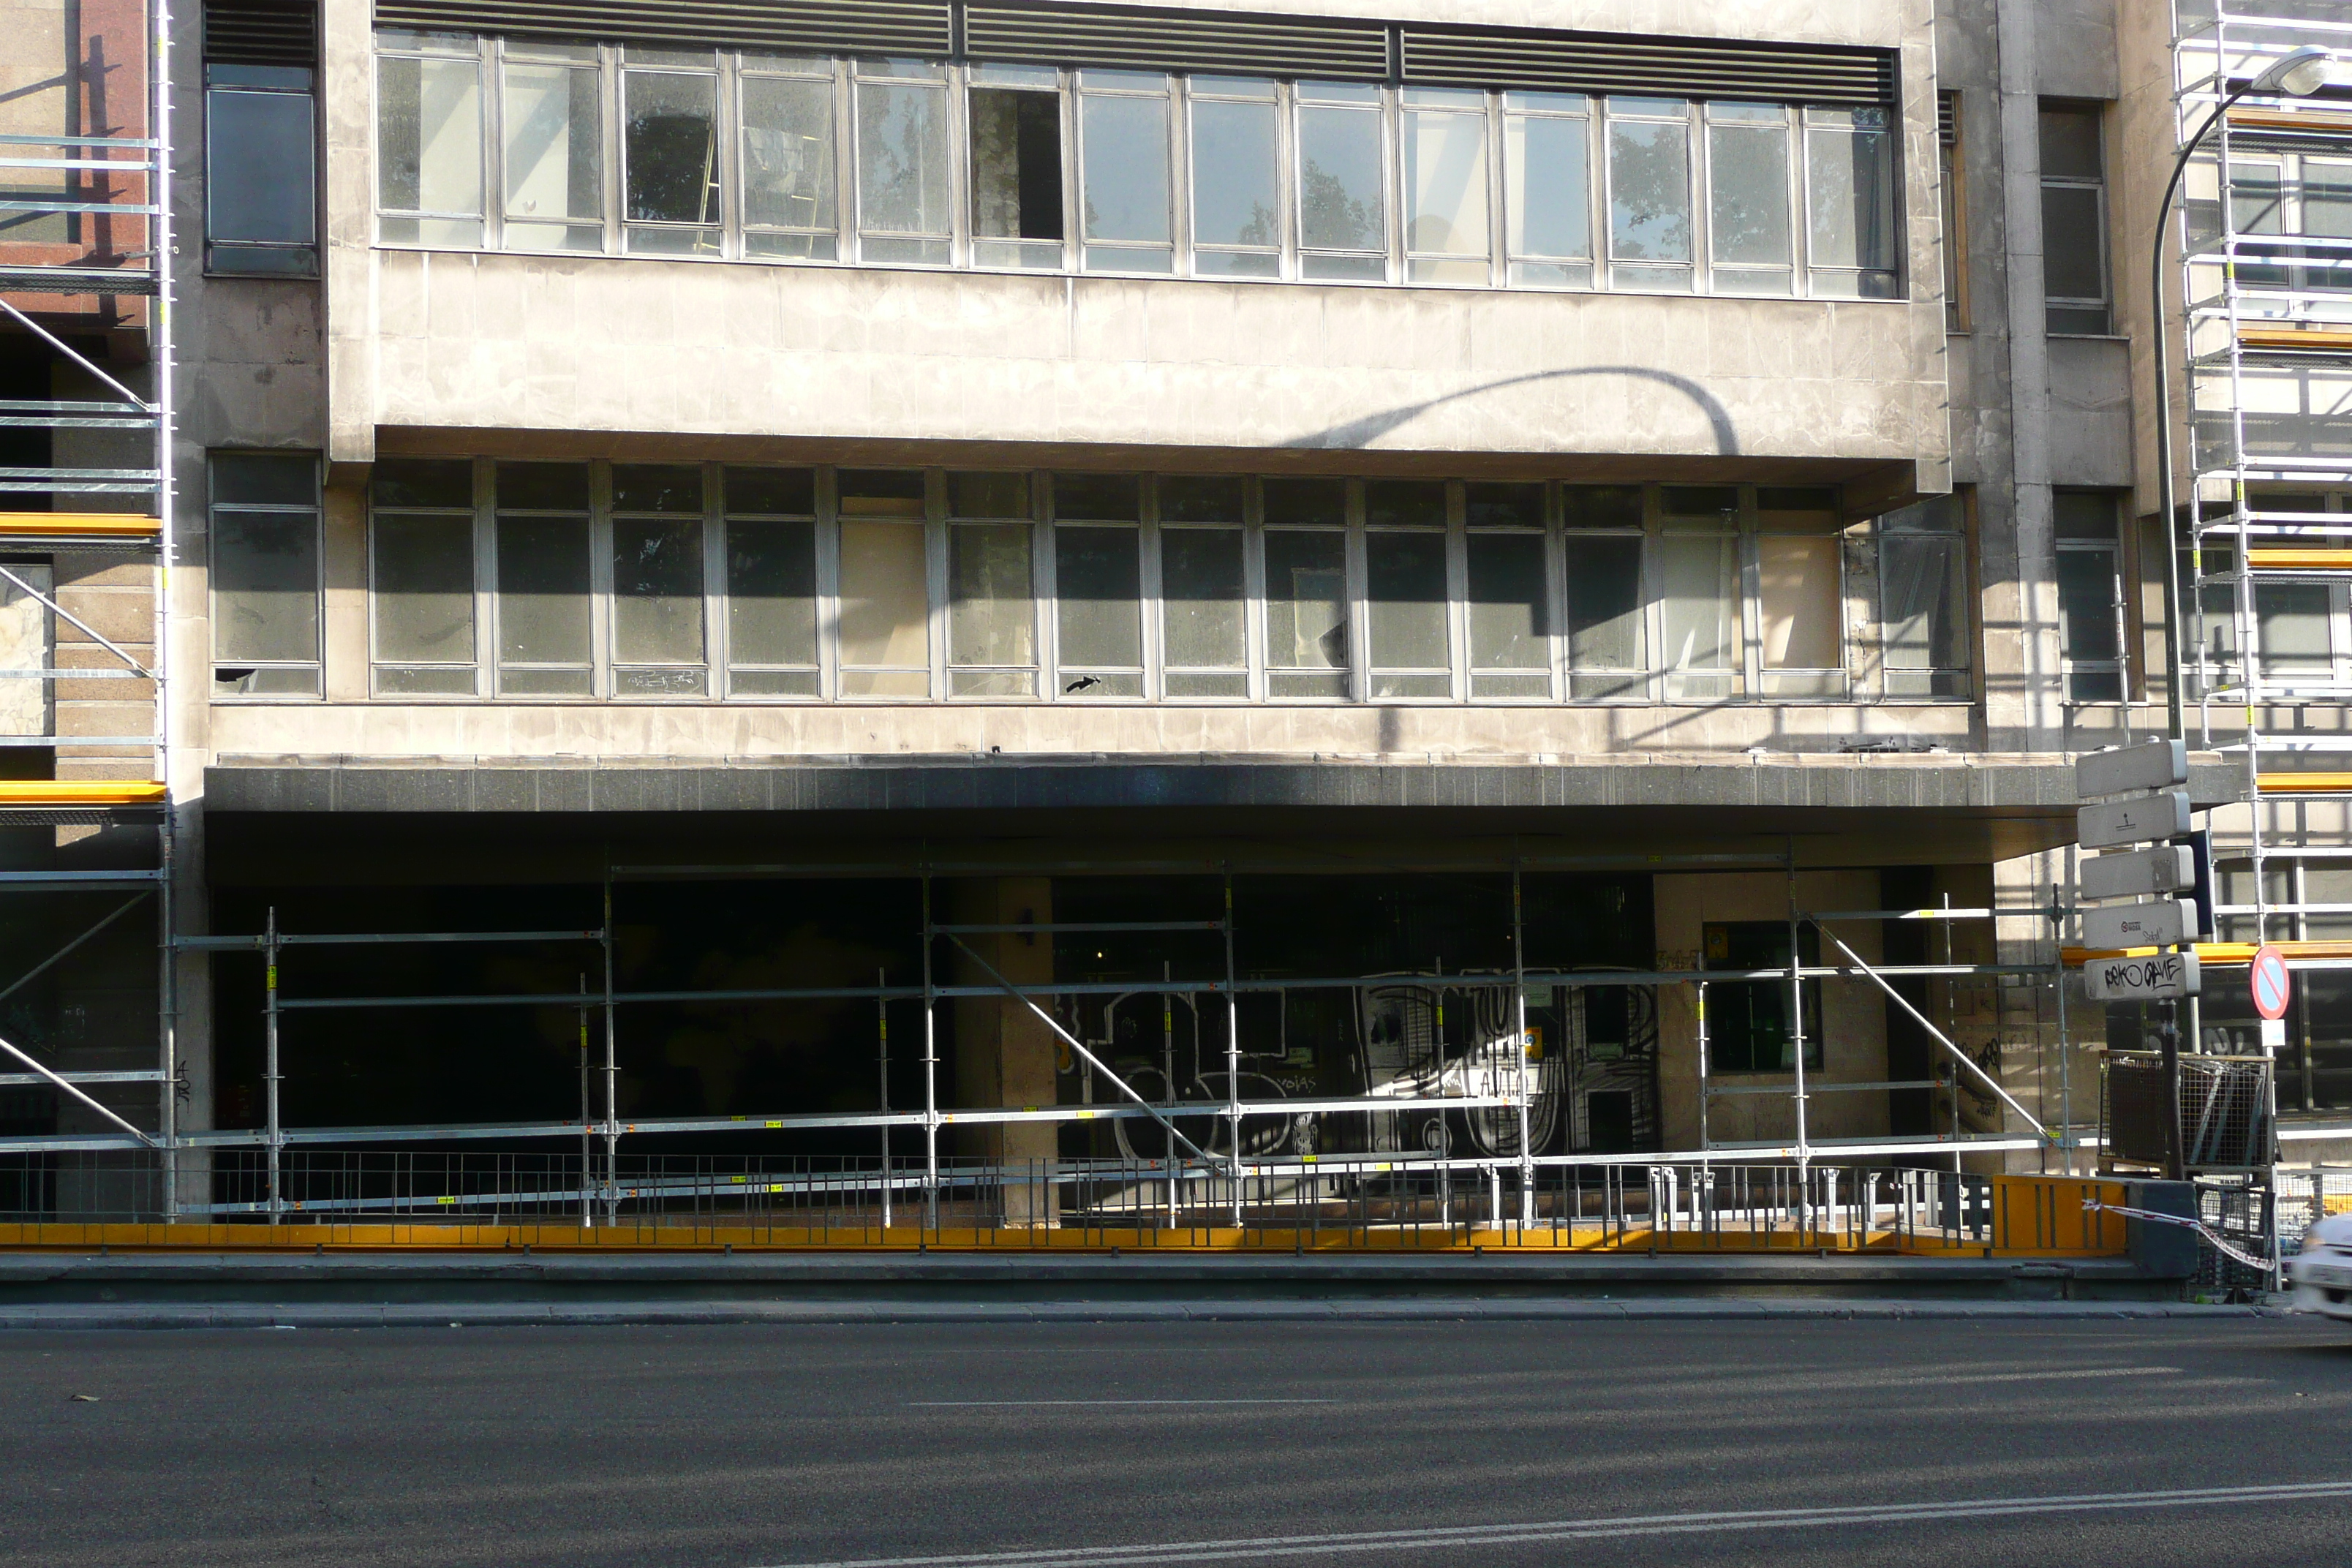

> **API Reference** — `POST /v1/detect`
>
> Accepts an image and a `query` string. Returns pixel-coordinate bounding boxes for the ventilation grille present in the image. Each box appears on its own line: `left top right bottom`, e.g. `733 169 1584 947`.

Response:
370 0 951 57
965 1 1387 80
1937 91 1957 146
1400 25 1896 108
206 0 318 65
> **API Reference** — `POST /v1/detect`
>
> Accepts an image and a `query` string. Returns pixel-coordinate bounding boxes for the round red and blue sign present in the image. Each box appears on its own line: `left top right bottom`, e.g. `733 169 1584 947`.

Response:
2251 944 2292 1022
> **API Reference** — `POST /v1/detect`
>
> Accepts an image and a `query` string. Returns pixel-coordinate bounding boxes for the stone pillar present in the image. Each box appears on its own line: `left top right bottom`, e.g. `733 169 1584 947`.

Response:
949 876 1059 1228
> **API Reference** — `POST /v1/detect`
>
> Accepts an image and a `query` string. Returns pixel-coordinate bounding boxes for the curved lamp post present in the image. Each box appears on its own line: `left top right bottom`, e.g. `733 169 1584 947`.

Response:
2152 43 2333 739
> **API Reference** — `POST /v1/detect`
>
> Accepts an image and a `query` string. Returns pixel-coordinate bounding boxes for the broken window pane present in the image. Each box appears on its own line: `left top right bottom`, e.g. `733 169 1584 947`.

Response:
971 80 1066 268
1264 529 1348 693
625 68 720 252
742 72 839 259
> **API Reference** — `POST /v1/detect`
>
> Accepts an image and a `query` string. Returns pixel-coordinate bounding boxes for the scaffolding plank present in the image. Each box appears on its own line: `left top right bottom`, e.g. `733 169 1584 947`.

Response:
2236 325 2352 354
0 781 165 807
2257 772 2352 795
2247 547 2352 571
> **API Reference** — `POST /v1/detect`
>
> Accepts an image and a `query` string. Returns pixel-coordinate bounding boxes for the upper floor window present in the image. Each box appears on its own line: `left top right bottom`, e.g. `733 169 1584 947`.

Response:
1937 91 1967 328
2039 102 2109 334
2227 150 2352 298
2054 489 2124 701
210 451 321 696
368 31 1903 302
358 465 1964 708
206 1 320 275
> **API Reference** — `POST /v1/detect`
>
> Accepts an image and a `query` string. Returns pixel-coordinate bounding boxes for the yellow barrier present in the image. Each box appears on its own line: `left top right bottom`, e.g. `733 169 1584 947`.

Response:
0 1177 2133 1258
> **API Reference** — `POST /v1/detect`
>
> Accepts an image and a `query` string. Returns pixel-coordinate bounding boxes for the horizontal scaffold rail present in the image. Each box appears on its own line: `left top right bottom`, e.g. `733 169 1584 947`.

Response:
2065 939 2352 967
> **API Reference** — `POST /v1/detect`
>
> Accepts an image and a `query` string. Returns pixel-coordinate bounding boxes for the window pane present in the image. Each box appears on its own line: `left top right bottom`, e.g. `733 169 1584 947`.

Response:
208 90 317 244
859 79 951 241
214 453 317 505
1808 128 1893 271
497 517 590 667
1082 91 1171 248
625 71 718 226
1262 478 1346 526
502 64 601 229
742 74 837 239
1709 122 1790 265
372 458 472 508
838 521 929 671
1191 96 1279 251
1364 480 1445 528
2055 547 2120 664
1465 482 1544 529
1264 530 1347 670
1756 534 1840 669
2038 107 2102 180
1658 534 1735 671
1404 103 1489 272
1468 532 1547 670
373 513 475 664
2258 582 2334 674
971 88 1064 242
1055 524 1142 669
214 512 319 663
726 519 817 666
1608 115 1690 262
1054 472 1140 521
1162 528 1245 668
377 56 481 222
1297 102 1384 253
2040 184 2106 301
612 517 705 664
1506 111 1589 260
949 523 1034 667
1881 534 1964 671
725 466 816 515
1366 531 1448 674
1564 534 1643 668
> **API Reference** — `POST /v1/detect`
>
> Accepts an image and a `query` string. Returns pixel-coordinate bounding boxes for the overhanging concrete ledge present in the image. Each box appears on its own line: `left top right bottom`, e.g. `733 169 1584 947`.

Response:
204 755 2242 818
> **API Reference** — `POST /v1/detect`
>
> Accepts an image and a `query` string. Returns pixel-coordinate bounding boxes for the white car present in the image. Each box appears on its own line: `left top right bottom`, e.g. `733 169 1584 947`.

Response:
2289 1213 2352 1319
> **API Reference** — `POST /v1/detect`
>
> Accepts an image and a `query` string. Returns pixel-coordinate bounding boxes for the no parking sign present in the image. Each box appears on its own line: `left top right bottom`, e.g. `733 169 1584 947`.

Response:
2251 943 2292 1026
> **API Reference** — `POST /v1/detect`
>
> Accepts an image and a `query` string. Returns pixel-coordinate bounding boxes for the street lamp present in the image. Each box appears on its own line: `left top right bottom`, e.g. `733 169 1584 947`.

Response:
2152 43 2333 740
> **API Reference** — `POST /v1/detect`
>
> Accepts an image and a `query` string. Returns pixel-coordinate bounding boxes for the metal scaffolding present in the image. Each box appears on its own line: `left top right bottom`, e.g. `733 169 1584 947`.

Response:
0 0 179 1207
0 841 2105 1236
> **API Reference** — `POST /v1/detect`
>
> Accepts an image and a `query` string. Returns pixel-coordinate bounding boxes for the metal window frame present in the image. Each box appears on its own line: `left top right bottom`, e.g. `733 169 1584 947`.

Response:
206 450 323 699
364 466 483 698
2038 97 2112 333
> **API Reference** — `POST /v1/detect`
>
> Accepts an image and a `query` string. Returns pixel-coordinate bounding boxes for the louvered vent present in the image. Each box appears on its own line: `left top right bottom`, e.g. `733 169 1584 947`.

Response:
1937 91 1957 146
370 0 951 57
206 0 317 65
964 1 1387 80
1401 25 1896 108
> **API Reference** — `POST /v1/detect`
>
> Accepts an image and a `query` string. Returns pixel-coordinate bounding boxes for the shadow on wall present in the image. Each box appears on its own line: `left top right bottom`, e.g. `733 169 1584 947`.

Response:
1293 366 1740 455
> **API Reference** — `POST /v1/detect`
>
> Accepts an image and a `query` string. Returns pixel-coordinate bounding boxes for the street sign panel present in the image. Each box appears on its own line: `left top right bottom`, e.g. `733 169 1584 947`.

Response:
2082 898 2197 949
2252 944 2292 1022
2084 949 2201 1000
2081 843 2196 900
2076 791 2192 851
2075 738 2188 799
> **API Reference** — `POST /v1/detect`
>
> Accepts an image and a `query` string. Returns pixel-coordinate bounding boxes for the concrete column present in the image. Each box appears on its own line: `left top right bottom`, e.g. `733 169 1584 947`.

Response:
949 876 1059 1228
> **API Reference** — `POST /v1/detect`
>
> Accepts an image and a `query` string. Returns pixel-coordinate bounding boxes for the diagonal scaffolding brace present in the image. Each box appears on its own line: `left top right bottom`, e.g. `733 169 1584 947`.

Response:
0 1028 155 1146
942 932 1227 1172
1809 919 2052 1142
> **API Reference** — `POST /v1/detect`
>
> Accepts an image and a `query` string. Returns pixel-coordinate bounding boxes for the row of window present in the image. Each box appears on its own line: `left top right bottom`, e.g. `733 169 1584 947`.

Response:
373 30 1902 297
209 457 1980 704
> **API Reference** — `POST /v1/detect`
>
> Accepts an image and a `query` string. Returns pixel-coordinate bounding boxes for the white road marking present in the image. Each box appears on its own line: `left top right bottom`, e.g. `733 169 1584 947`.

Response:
761 1479 2352 1568
905 1398 1337 1408
1888 1365 2182 1386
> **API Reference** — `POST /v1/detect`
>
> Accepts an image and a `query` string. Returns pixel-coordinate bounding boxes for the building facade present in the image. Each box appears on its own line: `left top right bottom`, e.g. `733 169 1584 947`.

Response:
0 0 2345 1226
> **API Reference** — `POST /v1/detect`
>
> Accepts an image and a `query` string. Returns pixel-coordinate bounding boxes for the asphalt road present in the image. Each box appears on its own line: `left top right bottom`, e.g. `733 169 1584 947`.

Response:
7 1315 2352 1567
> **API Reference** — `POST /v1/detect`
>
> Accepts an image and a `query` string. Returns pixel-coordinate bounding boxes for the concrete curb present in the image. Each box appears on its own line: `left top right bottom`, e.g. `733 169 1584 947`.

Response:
0 1297 2288 1330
